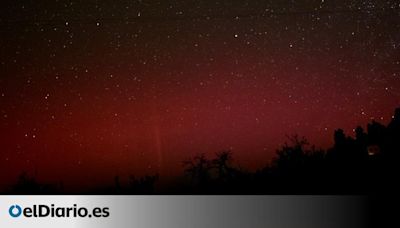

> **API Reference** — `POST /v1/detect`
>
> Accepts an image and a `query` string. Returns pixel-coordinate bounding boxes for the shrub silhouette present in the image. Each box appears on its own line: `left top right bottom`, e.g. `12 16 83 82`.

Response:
10 172 59 194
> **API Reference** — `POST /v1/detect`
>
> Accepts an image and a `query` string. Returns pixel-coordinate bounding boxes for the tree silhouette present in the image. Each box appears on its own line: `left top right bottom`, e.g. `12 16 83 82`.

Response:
212 150 233 181
183 153 212 189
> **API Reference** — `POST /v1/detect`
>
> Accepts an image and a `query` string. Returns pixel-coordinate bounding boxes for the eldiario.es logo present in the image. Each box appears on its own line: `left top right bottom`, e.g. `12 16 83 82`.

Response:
8 204 110 218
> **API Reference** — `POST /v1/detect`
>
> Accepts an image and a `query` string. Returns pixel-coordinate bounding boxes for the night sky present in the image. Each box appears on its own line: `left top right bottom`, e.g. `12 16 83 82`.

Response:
1 0 399 190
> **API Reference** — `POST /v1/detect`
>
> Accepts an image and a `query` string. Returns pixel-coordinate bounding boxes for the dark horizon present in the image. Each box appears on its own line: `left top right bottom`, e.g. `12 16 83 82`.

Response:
1 106 399 194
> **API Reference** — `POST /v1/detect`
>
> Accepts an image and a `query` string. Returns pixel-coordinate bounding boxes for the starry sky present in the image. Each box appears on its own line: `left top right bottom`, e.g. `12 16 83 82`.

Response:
1 0 399 190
